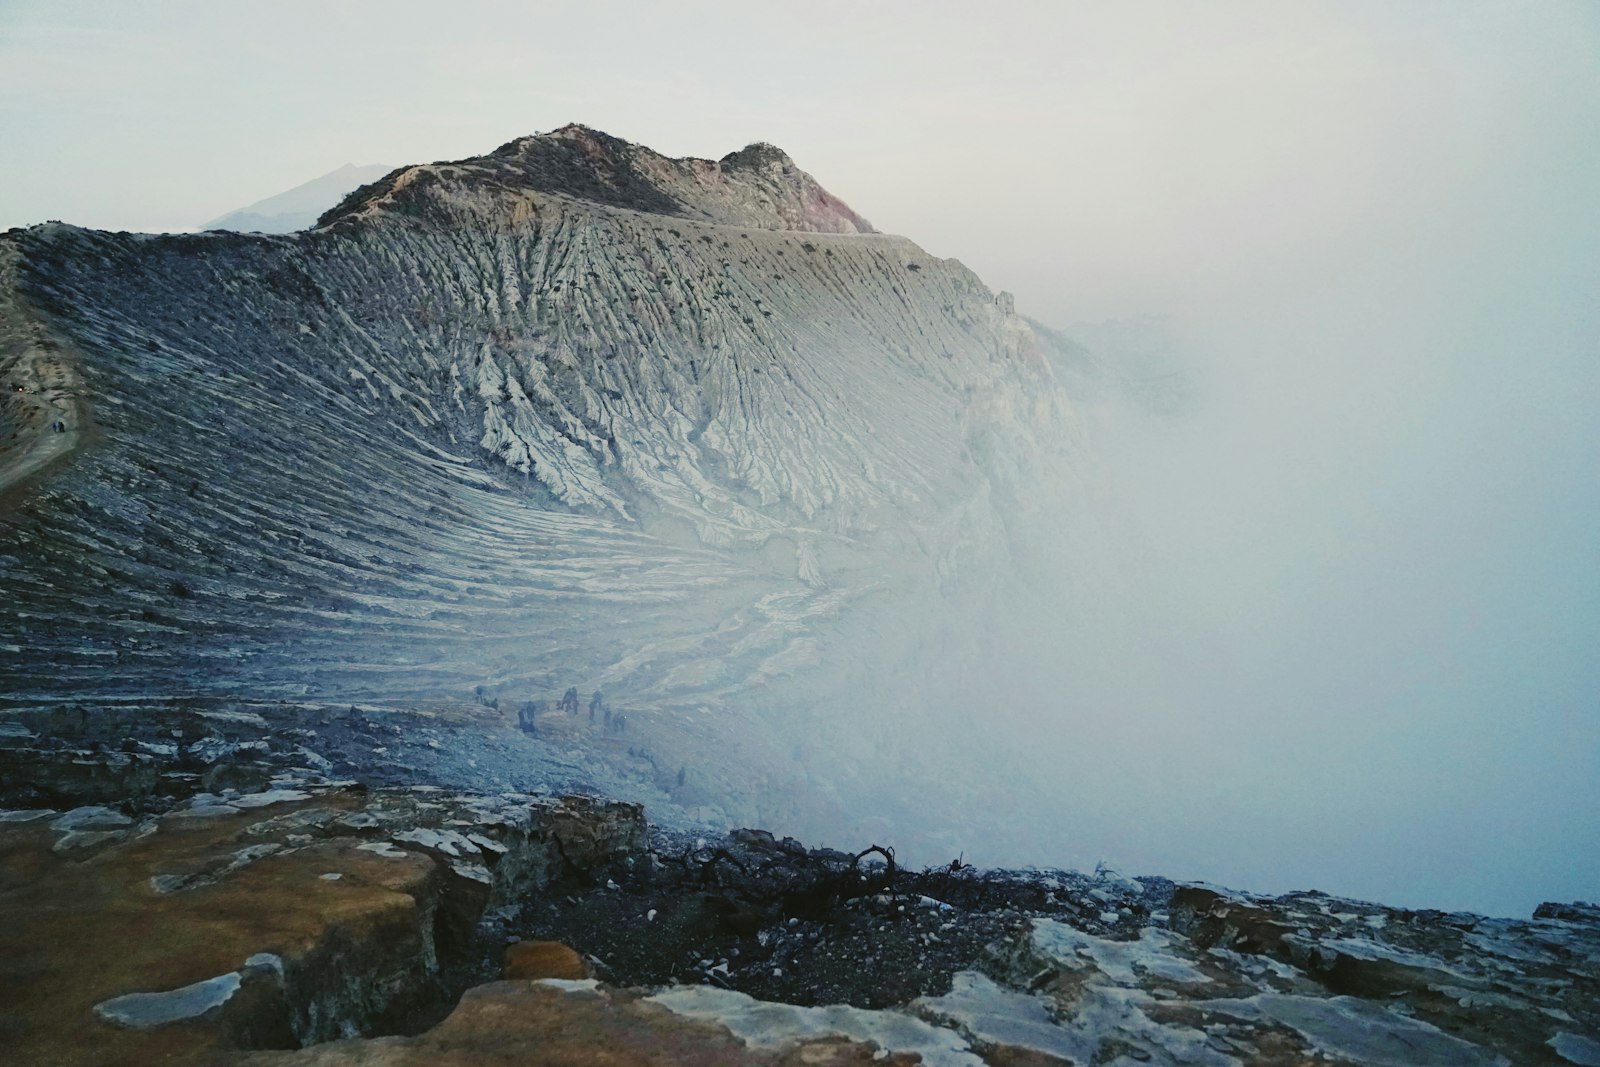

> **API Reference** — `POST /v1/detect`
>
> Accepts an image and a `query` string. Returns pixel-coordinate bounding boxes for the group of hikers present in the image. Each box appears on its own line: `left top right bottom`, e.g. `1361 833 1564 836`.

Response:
499 685 628 737
477 683 695 794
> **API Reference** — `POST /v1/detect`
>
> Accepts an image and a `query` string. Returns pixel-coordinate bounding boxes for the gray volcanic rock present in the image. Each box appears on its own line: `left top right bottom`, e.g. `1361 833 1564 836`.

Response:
0 125 1073 845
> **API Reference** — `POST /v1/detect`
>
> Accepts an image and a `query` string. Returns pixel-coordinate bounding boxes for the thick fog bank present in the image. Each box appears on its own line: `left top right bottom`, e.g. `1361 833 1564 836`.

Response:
835 5 1600 918
955 301 1598 918
926 158 1600 920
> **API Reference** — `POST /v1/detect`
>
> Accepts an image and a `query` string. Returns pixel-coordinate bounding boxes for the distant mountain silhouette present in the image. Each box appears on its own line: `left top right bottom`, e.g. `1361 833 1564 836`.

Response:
202 162 394 232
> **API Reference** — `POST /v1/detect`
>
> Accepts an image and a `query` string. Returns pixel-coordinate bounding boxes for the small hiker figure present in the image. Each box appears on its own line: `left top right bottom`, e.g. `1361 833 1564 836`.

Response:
589 690 604 722
517 700 541 736
614 712 626 734
603 706 612 731
560 687 579 714
677 766 686 788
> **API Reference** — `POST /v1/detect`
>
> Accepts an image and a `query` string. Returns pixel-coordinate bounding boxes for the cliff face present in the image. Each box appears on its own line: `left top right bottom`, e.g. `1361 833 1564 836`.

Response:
0 126 1074 840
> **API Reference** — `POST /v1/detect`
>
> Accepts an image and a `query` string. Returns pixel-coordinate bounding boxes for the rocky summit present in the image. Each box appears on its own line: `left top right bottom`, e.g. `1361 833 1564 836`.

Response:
1 127 1597 1064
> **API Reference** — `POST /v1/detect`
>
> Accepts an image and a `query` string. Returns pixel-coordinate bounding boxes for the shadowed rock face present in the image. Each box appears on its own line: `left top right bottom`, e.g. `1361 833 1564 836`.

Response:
0 126 1072 846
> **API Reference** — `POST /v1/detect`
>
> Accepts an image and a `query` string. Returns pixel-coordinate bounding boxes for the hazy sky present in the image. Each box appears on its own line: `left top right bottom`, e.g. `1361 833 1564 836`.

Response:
3 1 1597 915
3 1 1596 316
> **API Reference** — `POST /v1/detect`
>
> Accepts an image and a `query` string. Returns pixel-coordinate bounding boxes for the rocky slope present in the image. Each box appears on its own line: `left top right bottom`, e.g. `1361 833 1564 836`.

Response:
0 123 1072 848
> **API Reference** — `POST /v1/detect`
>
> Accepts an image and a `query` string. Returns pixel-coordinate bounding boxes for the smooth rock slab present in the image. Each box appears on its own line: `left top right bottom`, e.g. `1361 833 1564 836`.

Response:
52 805 134 831
1196 993 1506 1067
95 971 243 1029
232 789 313 809
1553 1031 1600 1067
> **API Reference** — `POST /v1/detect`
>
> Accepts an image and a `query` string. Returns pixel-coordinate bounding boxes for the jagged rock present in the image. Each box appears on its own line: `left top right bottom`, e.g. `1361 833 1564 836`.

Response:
1535 900 1600 925
1168 885 1293 956
0 745 160 806
202 760 276 794
1158 884 1600 1064
51 803 134 831
539 793 648 873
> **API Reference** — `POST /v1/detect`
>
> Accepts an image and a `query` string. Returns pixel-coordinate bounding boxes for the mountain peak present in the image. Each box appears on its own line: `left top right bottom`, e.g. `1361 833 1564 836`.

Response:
318 126 873 235
719 141 793 169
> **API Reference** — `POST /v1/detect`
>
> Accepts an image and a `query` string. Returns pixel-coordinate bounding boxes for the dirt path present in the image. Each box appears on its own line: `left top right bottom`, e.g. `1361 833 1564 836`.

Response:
0 241 87 502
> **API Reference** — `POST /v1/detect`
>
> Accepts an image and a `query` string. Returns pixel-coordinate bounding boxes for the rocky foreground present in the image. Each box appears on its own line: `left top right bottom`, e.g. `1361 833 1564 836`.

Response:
2 704 1596 1067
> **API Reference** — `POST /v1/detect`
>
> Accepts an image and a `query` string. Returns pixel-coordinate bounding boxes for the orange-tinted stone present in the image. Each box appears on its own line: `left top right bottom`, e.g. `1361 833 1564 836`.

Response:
500 940 589 981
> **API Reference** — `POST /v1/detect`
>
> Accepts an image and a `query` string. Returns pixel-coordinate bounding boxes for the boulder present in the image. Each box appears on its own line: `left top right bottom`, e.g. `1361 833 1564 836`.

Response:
501 941 588 981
